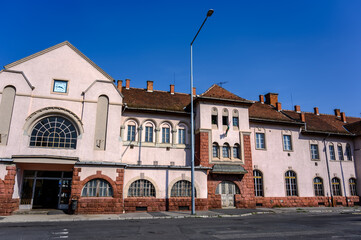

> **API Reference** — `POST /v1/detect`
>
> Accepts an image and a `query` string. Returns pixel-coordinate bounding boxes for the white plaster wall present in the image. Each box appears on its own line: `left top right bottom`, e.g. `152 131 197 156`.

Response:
121 113 191 166
0 46 123 163
251 123 357 197
123 168 208 198
353 136 361 195
78 166 118 182
0 164 7 180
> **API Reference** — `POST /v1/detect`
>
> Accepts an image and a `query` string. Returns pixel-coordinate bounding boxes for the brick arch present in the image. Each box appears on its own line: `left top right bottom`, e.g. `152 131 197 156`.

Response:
80 173 119 198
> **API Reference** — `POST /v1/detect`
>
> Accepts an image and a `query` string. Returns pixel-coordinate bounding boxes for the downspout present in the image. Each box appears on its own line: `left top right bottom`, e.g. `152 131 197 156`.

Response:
323 133 333 207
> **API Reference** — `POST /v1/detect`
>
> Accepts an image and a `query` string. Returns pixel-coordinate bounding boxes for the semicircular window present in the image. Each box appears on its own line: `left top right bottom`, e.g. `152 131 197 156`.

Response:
30 116 77 149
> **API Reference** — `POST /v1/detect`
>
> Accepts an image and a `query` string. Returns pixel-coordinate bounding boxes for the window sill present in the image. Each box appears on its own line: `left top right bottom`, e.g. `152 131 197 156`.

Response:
311 159 321 161
255 148 266 151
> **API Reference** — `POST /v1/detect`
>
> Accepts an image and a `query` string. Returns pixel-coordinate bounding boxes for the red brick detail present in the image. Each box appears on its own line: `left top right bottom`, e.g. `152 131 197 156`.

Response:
195 131 211 167
167 198 208 211
0 165 19 216
70 167 124 214
253 196 360 208
207 135 256 209
124 198 166 212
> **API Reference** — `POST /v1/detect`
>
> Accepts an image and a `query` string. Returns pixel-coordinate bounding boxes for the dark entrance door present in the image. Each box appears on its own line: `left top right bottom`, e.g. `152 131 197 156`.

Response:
33 179 60 209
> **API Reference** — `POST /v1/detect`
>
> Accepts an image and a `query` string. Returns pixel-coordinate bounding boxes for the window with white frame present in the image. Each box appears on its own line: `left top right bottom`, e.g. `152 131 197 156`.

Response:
337 145 344 160
349 178 357 196
222 143 230 158
283 135 292 151
345 144 352 161
128 179 156 197
285 170 298 196
162 127 170 143
232 109 239 128
253 170 263 197
310 144 319 160
222 109 229 126
127 125 136 141
145 126 153 142
178 128 185 144
329 143 336 160
256 133 265 149
233 144 240 159
211 108 218 127
82 179 113 197
313 177 324 196
170 180 195 197
332 177 341 196
213 142 219 158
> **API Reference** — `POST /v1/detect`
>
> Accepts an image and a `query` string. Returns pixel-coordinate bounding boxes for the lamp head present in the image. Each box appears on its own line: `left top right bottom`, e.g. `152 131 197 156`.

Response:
207 9 214 17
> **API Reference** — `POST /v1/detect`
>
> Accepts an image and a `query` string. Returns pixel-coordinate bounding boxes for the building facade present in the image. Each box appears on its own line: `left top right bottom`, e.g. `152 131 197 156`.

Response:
0 42 360 215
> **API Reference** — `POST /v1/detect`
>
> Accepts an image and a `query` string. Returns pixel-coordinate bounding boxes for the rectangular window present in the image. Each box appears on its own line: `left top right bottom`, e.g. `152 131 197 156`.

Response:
232 117 239 127
211 115 218 126
222 145 230 158
178 129 185 144
310 144 319 160
222 116 228 126
256 133 265 149
145 126 153 142
127 125 135 141
162 127 170 143
346 145 352 161
338 145 344 160
212 144 219 158
283 135 292 151
233 146 240 159
329 145 336 160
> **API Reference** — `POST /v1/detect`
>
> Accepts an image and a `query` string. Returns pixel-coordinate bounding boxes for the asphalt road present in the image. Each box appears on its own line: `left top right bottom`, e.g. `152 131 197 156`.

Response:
1 212 361 240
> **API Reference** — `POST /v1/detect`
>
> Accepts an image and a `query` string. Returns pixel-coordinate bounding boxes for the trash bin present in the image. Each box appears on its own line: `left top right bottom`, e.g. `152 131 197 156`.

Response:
71 199 78 211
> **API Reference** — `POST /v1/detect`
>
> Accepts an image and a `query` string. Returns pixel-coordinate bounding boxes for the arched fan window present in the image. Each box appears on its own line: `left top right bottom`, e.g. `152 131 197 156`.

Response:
30 116 77 149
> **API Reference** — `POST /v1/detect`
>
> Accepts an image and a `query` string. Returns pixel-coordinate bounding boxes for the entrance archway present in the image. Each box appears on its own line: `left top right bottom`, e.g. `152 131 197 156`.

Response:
216 181 240 208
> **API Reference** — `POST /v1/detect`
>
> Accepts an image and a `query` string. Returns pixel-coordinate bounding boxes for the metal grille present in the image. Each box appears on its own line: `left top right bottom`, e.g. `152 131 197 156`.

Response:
171 180 195 197
313 177 324 196
81 179 113 197
285 171 298 196
332 178 342 196
128 179 156 197
349 178 357 196
29 116 77 149
253 170 263 197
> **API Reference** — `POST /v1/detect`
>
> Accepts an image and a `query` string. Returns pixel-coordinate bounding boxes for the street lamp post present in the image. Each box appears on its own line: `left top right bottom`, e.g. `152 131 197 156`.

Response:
190 9 214 215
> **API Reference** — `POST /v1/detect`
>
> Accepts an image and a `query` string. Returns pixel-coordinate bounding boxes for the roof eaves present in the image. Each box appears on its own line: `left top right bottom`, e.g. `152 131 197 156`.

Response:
197 96 254 104
124 106 190 115
301 129 355 137
4 41 114 81
249 117 304 125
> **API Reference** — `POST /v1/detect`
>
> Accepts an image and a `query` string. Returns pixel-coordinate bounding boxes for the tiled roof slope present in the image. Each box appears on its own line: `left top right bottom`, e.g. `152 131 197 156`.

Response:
200 84 250 102
122 87 190 113
345 120 361 136
284 110 360 135
248 102 298 123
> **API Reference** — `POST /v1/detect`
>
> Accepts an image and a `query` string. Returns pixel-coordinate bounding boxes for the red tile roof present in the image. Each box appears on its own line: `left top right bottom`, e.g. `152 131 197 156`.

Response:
249 102 298 124
199 84 250 102
345 120 361 136
122 87 190 113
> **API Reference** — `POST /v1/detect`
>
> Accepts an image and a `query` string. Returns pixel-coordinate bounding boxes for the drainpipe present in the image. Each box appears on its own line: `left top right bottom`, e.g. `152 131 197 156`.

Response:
323 133 334 207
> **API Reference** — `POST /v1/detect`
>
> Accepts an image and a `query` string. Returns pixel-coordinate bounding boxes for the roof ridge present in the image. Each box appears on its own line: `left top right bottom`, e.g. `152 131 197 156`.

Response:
200 84 218 96
123 87 190 95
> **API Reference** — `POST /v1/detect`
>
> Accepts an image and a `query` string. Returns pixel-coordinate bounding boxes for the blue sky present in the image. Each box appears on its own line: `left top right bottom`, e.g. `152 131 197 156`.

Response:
1 0 360 117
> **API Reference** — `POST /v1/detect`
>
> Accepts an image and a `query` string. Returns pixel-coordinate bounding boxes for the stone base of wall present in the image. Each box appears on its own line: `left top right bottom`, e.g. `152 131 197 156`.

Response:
254 196 360 208
77 198 123 214
124 198 166 212
168 198 208 211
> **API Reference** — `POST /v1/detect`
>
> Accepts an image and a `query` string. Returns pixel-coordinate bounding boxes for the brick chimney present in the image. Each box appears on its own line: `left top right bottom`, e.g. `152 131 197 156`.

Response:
334 109 341 118
125 79 130 89
170 84 175 95
294 105 301 113
314 107 319 115
193 87 196 96
259 95 265 104
300 112 305 122
265 93 278 106
276 102 282 111
341 112 347 123
147 81 153 92
117 80 122 93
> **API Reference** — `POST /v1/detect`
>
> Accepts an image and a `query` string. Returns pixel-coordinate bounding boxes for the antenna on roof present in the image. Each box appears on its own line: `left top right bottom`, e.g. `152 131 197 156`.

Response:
217 81 228 87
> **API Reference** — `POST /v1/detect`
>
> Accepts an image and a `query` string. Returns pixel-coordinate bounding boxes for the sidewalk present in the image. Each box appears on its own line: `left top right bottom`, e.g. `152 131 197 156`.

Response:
0 206 360 224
